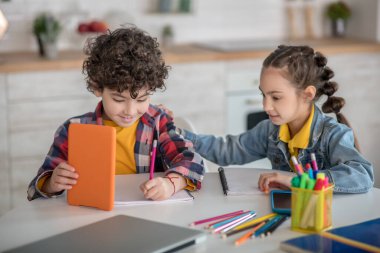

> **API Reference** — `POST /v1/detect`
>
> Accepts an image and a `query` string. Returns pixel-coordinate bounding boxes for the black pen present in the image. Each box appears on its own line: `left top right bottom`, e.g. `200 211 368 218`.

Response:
218 167 228 195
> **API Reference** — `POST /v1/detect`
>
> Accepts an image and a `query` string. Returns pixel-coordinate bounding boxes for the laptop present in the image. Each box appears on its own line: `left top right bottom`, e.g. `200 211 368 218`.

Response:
67 123 116 211
5 215 207 253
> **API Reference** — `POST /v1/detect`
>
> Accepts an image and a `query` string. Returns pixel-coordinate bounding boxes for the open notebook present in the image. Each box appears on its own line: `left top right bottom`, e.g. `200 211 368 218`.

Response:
218 167 295 195
115 173 193 206
5 215 206 253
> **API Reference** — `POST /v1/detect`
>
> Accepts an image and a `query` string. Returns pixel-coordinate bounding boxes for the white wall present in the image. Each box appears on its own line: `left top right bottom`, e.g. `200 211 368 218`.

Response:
2 0 371 53
344 0 379 41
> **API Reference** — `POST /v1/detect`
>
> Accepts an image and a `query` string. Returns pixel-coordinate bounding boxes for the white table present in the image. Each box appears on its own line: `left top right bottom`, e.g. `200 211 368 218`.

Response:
0 172 379 253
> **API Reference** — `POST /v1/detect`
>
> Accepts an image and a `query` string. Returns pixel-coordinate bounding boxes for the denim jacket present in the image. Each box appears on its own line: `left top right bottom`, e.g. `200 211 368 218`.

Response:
182 106 374 193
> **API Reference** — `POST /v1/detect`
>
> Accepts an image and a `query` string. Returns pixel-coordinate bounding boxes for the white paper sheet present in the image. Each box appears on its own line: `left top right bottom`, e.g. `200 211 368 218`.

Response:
114 173 193 206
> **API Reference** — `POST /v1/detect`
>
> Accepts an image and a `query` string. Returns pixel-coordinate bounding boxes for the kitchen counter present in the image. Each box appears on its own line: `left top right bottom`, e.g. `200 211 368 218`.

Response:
1 38 380 73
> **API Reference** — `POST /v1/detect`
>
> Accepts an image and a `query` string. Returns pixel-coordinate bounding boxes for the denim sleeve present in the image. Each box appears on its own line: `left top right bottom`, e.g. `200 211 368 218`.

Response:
323 124 374 193
182 121 270 166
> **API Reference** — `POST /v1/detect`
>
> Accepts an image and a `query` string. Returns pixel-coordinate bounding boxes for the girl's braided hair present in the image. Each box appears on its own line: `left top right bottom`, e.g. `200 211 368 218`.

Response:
263 45 360 151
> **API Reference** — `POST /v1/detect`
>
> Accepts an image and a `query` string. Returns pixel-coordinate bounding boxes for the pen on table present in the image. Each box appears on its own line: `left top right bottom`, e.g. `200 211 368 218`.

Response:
263 215 288 237
218 167 228 195
149 140 157 180
234 221 266 246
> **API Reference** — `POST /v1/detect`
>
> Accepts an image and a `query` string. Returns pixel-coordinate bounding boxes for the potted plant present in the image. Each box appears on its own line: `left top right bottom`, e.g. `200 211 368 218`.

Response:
33 13 62 59
326 1 351 37
161 25 174 48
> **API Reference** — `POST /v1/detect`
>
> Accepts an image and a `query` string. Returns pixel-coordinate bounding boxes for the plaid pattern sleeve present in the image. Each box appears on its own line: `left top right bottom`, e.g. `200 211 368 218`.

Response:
27 121 70 200
154 107 205 190
27 106 101 201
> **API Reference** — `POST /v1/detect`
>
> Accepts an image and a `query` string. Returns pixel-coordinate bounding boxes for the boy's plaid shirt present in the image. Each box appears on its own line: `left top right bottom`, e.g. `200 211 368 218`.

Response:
27 102 204 200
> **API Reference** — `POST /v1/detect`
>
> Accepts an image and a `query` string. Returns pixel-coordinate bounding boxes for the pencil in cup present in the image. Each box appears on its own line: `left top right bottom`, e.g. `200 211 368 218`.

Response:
291 173 309 228
291 185 333 232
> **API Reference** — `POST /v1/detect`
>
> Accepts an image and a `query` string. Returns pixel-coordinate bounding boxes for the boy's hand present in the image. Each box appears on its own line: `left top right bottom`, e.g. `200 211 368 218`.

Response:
42 162 79 194
140 174 186 201
258 172 292 194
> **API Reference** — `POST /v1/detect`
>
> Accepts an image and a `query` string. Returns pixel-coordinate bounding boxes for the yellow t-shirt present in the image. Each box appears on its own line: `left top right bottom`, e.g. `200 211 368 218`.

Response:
279 105 314 169
104 119 139 175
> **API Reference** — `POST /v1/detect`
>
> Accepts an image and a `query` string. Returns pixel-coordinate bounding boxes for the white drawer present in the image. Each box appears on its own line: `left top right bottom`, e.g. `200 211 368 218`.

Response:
7 70 88 102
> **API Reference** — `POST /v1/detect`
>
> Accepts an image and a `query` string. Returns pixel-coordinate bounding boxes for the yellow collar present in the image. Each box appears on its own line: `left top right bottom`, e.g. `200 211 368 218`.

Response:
279 105 314 156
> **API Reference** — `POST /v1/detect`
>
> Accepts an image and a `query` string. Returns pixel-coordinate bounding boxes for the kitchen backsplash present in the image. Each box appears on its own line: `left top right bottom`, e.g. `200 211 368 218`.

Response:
0 0 377 53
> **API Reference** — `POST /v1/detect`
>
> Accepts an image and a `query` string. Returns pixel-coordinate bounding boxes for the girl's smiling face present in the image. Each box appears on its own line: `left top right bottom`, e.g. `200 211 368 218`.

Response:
94 87 151 127
260 67 313 135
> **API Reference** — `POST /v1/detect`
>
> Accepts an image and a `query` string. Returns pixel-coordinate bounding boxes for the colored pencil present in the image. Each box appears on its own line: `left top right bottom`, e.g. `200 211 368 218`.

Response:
235 222 266 246
263 215 288 237
220 213 256 234
232 212 277 231
209 211 251 230
252 215 282 238
221 219 268 239
189 210 244 226
212 212 255 234
205 212 245 229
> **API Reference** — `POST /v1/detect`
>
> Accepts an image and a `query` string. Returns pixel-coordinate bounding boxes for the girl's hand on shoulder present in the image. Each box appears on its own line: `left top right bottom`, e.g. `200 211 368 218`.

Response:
42 162 79 194
258 172 292 193
140 177 175 201
157 104 174 118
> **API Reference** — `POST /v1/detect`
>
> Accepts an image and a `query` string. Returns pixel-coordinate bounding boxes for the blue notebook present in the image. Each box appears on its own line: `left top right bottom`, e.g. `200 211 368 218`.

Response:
280 218 380 253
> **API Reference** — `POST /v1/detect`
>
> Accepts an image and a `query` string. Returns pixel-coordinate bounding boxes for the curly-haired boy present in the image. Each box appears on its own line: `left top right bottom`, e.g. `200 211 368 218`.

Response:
28 27 205 201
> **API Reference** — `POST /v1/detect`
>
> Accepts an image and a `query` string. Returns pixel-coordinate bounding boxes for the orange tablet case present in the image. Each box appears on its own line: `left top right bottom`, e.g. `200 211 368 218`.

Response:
67 124 116 211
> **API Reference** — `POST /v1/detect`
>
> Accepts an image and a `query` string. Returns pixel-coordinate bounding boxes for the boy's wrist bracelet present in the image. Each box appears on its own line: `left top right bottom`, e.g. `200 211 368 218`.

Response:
164 176 178 196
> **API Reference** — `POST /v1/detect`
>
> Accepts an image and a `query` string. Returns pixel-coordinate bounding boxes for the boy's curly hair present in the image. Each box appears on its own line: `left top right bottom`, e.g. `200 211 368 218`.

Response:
82 26 170 98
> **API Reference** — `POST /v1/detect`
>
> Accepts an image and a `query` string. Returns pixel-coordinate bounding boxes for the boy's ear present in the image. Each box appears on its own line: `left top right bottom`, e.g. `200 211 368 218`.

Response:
93 89 102 97
303 85 316 101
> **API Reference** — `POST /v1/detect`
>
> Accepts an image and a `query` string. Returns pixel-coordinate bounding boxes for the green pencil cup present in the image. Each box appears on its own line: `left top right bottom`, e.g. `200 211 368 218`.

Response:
291 185 334 233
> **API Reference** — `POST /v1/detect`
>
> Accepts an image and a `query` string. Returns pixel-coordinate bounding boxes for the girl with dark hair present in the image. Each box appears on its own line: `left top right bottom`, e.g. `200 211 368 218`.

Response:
178 45 373 193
